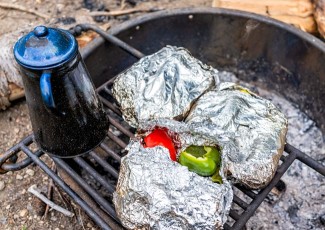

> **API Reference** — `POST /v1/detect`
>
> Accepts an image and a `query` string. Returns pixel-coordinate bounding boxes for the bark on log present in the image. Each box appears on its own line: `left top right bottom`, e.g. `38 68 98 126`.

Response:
0 28 26 110
314 0 325 38
212 0 317 33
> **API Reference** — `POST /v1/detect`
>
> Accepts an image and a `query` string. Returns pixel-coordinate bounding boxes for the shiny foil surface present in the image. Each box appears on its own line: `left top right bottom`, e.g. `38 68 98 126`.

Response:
112 46 217 127
113 141 233 230
138 118 218 154
186 83 288 189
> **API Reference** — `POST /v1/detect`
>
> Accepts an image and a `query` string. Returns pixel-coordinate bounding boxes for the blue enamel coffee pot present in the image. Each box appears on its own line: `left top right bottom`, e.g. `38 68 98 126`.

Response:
13 26 109 158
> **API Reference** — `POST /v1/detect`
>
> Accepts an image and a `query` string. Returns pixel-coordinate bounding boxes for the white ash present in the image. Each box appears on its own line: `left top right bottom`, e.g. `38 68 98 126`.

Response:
219 71 325 229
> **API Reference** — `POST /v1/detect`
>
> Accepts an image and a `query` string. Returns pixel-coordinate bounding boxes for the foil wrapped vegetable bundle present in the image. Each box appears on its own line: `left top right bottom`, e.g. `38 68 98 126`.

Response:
186 83 288 189
113 141 233 230
112 46 216 127
112 46 288 229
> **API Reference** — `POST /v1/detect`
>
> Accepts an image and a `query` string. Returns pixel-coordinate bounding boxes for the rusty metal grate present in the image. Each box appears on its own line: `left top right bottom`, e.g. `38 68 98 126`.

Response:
1 24 325 230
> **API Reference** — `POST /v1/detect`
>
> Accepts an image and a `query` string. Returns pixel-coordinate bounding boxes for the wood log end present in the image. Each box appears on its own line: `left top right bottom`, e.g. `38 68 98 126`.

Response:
8 83 24 101
212 0 317 33
76 31 99 49
314 0 325 38
0 96 10 110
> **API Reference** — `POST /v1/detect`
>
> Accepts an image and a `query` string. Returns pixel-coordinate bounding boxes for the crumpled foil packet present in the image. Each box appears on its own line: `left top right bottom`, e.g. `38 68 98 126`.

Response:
185 82 288 189
113 141 233 230
112 46 217 127
138 118 218 154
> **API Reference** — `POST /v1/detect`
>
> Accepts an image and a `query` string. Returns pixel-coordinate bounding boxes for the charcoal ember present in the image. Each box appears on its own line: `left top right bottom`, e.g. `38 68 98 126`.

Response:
93 4 108 22
288 204 300 224
186 82 288 189
56 17 76 25
265 180 286 204
125 0 138 6
83 0 107 22
117 15 130 21
320 214 325 226
112 46 217 127
113 141 233 230
83 0 102 10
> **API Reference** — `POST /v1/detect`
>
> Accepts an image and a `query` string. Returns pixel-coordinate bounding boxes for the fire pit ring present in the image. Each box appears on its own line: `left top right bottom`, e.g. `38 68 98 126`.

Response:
1 7 325 230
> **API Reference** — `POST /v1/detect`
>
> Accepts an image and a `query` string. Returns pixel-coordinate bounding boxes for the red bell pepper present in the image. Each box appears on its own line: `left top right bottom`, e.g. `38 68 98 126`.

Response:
143 127 177 161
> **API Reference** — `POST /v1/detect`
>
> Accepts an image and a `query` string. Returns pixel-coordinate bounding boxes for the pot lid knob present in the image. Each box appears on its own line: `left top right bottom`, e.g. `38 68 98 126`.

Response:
33 26 49 37
13 25 78 70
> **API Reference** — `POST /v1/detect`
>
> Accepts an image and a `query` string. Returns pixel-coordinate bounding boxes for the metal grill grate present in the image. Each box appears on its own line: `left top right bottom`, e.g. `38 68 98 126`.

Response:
1 24 325 230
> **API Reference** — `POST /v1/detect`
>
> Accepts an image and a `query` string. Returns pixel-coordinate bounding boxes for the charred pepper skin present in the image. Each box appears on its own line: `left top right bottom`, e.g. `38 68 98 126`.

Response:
179 146 221 177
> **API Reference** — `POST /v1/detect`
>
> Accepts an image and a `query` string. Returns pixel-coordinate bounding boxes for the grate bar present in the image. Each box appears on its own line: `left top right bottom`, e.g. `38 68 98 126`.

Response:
100 95 123 116
76 24 145 59
280 155 285 162
235 185 256 199
107 131 127 149
74 157 116 193
2 149 43 172
102 87 114 96
52 157 119 222
100 87 118 101
108 117 135 138
98 76 118 90
232 195 248 210
0 135 33 165
100 142 122 162
231 148 297 230
286 144 325 176
229 210 241 221
20 145 112 230
89 151 119 179
224 223 231 230
101 88 121 110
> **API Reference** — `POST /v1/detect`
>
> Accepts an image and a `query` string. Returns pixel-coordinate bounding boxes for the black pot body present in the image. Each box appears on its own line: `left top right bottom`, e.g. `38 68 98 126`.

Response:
21 53 109 157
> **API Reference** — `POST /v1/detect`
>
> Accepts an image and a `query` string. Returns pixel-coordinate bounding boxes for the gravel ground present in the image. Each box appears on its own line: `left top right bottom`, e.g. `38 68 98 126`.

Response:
0 1 210 229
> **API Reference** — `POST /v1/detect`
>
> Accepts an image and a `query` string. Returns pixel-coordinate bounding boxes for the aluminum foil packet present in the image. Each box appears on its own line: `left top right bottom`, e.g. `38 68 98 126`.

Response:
112 46 217 127
185 82 288 189
113 141 233 230
137 118 219 154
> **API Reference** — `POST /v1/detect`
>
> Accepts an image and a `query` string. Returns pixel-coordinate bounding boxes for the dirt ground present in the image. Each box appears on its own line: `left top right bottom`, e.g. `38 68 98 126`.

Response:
0 0 211 230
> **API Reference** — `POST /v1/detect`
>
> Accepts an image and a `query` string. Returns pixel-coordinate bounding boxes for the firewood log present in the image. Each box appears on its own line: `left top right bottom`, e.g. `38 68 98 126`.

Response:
0 29 25 110
314 0 325 38
212 0 317 33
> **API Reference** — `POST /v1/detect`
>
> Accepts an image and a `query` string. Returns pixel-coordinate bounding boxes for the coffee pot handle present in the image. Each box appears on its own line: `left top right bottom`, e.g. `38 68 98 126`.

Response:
40 72 55 110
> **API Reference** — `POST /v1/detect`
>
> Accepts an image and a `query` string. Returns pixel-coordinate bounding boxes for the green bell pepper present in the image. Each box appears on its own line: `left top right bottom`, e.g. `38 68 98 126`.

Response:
179 145 222 183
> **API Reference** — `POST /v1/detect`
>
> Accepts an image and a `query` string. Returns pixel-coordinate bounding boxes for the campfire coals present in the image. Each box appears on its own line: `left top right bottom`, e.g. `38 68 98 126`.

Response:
218 71 325 229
